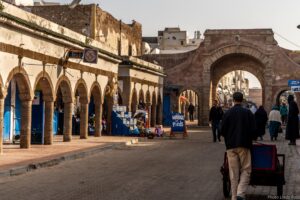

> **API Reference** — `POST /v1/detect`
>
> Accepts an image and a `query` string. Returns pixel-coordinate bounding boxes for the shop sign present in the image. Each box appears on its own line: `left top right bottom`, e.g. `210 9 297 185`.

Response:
288 80 300 87
291 86 300 92
171 112 185 133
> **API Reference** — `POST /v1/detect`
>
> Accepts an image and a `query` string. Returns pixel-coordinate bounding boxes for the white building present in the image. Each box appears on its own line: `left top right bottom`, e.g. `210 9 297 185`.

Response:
142 27 203 54
3 0 34 5
217 71 249 106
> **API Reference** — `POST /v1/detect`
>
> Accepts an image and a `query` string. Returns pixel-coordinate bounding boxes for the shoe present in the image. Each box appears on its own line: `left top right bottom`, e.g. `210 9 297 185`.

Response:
237 196 245 200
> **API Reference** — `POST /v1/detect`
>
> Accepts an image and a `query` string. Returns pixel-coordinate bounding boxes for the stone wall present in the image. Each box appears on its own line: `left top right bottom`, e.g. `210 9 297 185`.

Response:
26 4 142 56
95 7 142 56
248 88 263 106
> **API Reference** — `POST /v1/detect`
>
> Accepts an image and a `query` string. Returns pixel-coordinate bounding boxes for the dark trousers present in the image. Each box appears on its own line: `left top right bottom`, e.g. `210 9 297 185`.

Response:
189 112 194 121
212 120 221 142
281 115 287 125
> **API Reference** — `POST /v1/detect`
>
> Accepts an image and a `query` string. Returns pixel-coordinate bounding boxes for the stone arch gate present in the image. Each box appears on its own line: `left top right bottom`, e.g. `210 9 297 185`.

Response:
142 29 300 125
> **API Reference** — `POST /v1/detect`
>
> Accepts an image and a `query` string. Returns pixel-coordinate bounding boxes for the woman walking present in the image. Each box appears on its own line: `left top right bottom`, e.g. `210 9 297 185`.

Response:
268 106 282 141
286 95 300 145
255 106 268 140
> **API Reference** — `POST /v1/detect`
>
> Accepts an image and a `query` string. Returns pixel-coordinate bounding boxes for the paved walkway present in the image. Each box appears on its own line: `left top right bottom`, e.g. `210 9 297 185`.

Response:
0 135 138 172
0 127 298 200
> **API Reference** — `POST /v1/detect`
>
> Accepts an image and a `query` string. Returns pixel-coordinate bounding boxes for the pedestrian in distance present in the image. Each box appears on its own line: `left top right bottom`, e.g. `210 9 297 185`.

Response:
254 106 268 141
209 99 224 142
250 104 257 114
220 92 256 200
268 106 282 141
286 95 300 145
188 103 195 122
280 103 288 125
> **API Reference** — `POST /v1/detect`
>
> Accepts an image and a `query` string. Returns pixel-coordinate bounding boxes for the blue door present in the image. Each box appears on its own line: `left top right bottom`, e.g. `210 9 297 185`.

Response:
53 110 59 135
31 91 44 144
14 86 21 136
3 85 11 141
163 95 172 126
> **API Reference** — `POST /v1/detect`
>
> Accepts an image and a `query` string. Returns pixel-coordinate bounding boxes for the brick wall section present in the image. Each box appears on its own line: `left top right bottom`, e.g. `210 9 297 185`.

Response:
26 4 142 56
26 5 92 36
248 88 263 106
141 50 196 70
96 7 142 56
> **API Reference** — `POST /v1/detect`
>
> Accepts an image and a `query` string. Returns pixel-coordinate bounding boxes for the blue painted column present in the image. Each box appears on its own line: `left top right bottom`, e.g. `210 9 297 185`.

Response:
0 98 4 154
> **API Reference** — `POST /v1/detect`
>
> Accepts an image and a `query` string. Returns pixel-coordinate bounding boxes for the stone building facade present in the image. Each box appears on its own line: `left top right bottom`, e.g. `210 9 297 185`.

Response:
0 2 164 154
143 27 202 54
142 29 300 125
25 4 142 56
217 70 249 106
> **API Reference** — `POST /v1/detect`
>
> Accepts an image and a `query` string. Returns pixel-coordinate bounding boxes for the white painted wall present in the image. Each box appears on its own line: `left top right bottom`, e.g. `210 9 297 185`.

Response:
7 0 34 6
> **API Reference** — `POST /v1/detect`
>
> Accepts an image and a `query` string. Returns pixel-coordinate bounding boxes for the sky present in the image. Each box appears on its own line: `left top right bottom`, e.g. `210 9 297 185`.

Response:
56 0 300 88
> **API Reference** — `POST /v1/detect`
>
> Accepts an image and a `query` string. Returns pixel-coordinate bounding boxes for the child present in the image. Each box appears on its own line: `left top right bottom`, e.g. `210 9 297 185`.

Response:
155 125 163 137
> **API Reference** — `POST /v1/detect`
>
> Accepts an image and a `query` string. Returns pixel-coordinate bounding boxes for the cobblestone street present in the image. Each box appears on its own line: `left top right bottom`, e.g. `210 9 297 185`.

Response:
0 127 299 200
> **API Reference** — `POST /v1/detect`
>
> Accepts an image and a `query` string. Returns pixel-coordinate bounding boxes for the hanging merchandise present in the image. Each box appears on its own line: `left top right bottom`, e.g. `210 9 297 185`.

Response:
111 105 139 136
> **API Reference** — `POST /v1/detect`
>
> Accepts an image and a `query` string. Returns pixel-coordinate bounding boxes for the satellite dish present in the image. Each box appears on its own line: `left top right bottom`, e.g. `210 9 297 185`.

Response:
69 0 81 9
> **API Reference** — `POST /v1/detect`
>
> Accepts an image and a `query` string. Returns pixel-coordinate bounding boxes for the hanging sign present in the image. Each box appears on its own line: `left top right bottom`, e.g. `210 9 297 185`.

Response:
83 48 98 64
291 86 300 92
67 50 83 59
288 80 300 87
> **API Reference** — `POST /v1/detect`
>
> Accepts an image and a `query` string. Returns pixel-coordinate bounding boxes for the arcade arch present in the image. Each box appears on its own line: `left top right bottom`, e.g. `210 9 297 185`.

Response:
131 88 138 114
4 68 33 149
151 91 157 127
90 82 102 137
216 70 262 108
54 76 73 142
210 54 265 109
178 89 199 121
156 93 163 125
74 80 89 139
32 73 55 145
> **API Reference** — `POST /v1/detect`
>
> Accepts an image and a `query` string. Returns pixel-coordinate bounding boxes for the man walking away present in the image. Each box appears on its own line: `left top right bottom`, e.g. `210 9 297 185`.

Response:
209 100 224 142
188 103 195 122
221 92 256 200
286 95 300 145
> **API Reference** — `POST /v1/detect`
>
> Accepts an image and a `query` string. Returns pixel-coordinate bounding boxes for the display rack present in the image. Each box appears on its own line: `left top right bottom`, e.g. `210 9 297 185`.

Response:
111 105 139 136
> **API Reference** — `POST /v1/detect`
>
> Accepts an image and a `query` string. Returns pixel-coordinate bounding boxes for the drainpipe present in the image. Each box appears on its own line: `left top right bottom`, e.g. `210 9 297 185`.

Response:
90 4 97 39
119 20 122 56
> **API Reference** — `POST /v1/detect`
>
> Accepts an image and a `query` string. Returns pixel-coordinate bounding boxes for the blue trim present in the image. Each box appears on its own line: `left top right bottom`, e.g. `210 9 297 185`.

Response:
163 95 172 126
31 91 44 144
15 86 21 136
3 84 11 141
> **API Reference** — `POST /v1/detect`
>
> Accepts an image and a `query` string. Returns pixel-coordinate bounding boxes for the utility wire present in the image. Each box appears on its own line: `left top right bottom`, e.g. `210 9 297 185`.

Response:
274 31 300 49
